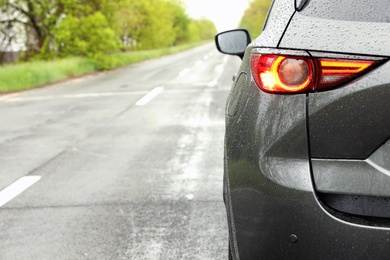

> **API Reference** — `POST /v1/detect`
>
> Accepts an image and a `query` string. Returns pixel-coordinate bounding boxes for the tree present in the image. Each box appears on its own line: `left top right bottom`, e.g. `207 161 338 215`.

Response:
166 0 191 45
0 0 65 58
54 11 118 57
239 0 272 39
195 18 217 40
0 0 122 58
0 5 26 53
188 20 201 42
116 0 180 50
0 0 218 61
188 18 217 42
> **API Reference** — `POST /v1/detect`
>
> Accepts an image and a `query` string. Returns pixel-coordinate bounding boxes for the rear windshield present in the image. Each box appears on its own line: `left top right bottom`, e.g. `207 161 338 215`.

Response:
300 0 390 23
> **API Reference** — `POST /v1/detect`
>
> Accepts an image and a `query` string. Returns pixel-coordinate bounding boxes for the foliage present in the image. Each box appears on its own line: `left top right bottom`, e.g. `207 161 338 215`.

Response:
167 0 191 45
129 0 177 49
0 40 208 92
188 18 217 42
239 0 272 39
0 0 64 58
193 19 218 40
54 12 118 57
0 0 217 62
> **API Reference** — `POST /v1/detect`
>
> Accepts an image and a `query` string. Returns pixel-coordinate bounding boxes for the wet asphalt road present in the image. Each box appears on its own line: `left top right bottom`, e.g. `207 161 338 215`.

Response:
0 43 241 259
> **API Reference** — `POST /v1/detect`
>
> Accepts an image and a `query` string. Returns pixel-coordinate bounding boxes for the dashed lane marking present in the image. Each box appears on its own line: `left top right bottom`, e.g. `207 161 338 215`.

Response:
178 68 191 77
2 91 149 103
0 176 41 207
136 86 164 106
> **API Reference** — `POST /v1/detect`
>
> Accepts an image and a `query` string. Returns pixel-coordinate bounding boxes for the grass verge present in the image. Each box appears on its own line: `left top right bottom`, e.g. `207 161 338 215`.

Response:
0 41 209 93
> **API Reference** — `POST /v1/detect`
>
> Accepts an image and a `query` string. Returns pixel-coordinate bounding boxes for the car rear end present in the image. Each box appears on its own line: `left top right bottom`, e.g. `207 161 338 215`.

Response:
225 0 390 259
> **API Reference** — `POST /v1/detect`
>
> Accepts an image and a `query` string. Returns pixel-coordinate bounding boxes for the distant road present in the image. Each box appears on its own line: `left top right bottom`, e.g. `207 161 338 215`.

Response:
0 43 241 259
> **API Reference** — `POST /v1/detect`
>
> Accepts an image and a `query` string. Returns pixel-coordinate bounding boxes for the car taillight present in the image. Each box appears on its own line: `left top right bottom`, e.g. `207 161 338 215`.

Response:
316 59 374 91
251 53 380 94
251 54 314 93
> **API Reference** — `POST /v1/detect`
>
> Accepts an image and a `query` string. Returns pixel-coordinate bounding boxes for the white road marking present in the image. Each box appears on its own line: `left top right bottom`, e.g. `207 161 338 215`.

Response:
2 88 224 103
3 91 149 102
0 176 41 207
194 60 203 66
178 68 191 77
136 86 164 106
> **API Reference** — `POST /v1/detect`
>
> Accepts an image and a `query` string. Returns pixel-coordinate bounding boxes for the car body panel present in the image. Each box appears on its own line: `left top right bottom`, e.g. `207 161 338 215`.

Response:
312 156 390 197
225 61 390 259
281 2 390 211
250 0 295 48
220 0 390 259
280 12 390 56
307 60 390 159
224 1 298 257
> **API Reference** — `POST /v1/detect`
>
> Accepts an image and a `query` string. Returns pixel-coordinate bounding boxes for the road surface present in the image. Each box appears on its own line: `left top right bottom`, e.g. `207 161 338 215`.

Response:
0 43 241 259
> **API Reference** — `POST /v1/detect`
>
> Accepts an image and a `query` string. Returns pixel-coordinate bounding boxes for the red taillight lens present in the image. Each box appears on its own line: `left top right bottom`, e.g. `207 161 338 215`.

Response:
316 59 374 91
251 54 314 93
251 53 379 94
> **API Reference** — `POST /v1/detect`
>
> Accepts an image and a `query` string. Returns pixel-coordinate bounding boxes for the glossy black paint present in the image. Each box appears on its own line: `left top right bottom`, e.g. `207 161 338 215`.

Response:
309 83 390 159
217 0 390 259
301 0 390 23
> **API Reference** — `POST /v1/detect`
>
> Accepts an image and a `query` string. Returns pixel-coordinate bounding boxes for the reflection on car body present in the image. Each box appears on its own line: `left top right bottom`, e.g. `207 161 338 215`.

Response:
216 0 390 259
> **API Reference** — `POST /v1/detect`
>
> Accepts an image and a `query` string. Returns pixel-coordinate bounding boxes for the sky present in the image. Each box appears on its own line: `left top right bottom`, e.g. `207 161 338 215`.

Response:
183 0 250 32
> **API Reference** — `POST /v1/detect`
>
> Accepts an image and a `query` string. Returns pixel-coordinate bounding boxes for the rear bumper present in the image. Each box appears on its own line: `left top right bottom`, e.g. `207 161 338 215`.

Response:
225 158 390 259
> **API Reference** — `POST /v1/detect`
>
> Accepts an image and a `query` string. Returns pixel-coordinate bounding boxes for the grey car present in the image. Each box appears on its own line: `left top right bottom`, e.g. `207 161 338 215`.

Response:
215 0 390 259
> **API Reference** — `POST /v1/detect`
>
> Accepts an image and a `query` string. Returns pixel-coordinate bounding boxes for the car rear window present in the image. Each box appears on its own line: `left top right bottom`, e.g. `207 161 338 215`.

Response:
300 0 390 23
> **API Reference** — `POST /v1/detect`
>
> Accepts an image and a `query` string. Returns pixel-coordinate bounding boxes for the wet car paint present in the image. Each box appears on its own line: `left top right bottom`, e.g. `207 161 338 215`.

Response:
218 0 390 258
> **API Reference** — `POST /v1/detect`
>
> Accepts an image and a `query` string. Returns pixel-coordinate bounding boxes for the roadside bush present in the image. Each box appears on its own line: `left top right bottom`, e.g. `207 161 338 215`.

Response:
92 54 116 71
54 12 119 58
0 41 208 93
239 0 272 39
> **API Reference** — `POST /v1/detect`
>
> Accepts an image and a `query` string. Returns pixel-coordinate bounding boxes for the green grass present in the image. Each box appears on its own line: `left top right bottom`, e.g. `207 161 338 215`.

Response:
95 41 208 70
0 41 209 93
0 58 96 93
